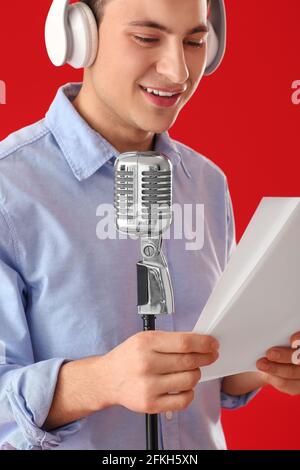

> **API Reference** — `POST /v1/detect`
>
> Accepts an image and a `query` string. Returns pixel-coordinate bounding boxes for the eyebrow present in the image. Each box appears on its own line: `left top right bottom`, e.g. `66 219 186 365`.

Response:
125 20 209 35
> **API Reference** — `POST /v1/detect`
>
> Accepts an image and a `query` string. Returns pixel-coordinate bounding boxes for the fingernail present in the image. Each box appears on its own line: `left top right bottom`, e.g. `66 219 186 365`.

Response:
211 340 220 350
259 361 270 371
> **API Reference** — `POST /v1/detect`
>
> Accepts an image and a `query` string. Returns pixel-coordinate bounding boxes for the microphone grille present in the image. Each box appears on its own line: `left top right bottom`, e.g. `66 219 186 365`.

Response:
114 152 173 236
115 167 135 221
141 168 171 226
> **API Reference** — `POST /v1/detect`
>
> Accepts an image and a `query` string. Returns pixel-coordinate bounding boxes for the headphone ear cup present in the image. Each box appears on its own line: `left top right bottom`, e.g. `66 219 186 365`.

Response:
206 21 219 71
204 0 227 76
45 0 70 67
67 3 99 69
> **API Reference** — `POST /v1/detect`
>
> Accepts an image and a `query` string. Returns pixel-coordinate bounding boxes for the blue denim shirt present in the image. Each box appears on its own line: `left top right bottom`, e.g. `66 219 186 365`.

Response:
0 83 258 450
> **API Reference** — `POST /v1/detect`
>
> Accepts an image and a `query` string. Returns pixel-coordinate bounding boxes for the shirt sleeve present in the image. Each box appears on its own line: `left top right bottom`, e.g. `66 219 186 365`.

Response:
220 180 261 410
0 204 83 450
220 388 260 410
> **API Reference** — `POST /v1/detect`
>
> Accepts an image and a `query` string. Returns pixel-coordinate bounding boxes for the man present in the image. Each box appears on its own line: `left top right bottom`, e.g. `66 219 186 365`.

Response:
0 0 299 451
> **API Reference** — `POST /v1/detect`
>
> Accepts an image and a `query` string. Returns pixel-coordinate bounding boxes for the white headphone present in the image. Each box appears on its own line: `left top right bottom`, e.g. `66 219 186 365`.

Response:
45 0 226 75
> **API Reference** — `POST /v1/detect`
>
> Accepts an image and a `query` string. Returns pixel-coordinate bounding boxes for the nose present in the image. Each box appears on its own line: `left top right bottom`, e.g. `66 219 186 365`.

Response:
155 40 189 86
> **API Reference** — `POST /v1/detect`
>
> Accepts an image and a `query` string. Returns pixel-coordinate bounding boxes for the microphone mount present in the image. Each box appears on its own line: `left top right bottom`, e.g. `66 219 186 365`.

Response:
137 235 174 316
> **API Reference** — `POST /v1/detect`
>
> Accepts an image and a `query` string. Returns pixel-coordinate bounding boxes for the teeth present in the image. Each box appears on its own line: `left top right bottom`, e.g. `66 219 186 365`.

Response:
144 87 177 97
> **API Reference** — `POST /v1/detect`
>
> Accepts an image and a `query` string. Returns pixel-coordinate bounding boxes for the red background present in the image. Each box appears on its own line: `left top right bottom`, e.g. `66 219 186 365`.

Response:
0 0 300 450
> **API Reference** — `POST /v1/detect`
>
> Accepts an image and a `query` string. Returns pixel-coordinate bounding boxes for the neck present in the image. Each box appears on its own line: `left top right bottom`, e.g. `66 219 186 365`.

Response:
72 80 156 154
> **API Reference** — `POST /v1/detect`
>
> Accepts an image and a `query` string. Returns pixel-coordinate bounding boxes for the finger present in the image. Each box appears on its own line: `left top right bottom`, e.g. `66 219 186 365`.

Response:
152 351 219 374
151 331 219 354
290 331 300 345
145 389 195 414
263 375 300 396
156 369 201 395
256 358 300 380
266 347 295 364
155 390 195 413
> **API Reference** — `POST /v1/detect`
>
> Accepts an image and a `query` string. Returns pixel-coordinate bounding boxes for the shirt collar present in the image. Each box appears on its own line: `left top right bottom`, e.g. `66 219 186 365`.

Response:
45 82 181 182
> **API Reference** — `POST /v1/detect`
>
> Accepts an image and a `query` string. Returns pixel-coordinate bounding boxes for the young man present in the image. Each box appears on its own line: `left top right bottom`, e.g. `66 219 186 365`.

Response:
0 0 299 451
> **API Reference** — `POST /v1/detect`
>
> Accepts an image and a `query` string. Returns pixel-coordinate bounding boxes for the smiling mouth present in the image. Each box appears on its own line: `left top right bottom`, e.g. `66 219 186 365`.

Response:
139 85 183 109
139 85 182 98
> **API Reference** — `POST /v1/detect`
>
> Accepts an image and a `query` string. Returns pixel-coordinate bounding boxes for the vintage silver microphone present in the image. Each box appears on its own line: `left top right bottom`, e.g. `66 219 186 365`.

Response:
114 151 175 450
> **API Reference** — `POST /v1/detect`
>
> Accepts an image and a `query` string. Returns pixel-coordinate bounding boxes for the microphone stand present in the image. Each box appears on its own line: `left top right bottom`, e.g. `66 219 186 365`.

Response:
142 315 158 451
137 235 174 451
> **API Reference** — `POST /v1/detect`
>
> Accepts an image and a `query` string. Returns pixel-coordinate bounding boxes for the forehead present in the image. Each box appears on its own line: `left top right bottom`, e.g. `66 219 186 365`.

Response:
107 0 208 24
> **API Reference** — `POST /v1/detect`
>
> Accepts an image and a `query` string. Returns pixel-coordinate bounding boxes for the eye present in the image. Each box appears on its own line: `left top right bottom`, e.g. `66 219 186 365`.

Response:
133 36 205 48
186 40 205 48
133 36 159 44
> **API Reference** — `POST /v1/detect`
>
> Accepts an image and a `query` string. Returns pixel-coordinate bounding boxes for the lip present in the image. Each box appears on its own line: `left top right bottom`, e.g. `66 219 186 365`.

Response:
139 85 182 108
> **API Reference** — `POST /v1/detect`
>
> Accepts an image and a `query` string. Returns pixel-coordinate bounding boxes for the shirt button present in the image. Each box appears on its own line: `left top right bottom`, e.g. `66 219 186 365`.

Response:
166 411 173 420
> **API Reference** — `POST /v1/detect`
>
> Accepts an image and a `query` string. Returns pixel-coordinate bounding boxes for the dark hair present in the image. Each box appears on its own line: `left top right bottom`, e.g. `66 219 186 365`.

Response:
81 0 108 26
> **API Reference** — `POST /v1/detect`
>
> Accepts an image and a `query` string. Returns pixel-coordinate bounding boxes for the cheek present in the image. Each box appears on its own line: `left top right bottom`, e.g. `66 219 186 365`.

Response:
186 61 206 94
189 47 207 75
118 42 154 83
97 40 152 91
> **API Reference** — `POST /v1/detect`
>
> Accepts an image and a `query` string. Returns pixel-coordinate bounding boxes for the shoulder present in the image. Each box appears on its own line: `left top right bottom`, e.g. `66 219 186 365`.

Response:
172 138 227 184
0 119 56 210
0 119 51 162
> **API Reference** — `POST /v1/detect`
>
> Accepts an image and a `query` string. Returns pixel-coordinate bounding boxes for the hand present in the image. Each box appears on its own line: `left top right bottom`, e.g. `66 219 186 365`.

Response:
102 331 219 414
256 331 300 396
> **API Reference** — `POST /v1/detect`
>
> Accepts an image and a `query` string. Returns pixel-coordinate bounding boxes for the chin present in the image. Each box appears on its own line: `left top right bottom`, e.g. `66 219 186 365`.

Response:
138 118 175 134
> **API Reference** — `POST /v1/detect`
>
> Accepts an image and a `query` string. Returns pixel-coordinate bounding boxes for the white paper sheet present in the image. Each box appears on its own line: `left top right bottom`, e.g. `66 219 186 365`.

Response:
193 198 300 382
